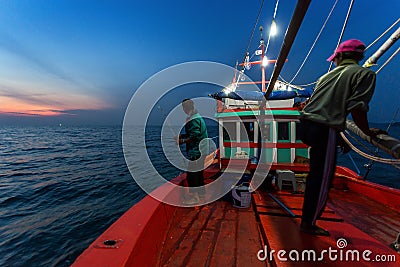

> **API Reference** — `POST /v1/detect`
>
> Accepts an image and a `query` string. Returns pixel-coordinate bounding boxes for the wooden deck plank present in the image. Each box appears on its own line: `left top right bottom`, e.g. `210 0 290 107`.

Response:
256 190 400 266
329 189 400 247
210 219 237 267
187 230 215 267
255 191 342 221
159 199 266 267
237 209 267 267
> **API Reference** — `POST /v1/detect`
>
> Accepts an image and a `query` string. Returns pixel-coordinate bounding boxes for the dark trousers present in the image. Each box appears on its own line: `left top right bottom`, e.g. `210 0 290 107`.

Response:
187 156 205 195
299 120 337 225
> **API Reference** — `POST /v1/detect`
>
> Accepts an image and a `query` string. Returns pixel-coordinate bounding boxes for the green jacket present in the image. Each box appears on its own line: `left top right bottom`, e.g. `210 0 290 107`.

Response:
184 111 208 159
300 59 376 130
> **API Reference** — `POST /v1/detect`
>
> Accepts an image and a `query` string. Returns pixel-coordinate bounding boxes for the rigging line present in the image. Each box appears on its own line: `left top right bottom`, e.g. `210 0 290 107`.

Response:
345 130 377 155
328 0 355 72
393 164 400 170
279 74 318 87
278 74 289 84
376 46 400 74
364 107 400 177
264 0 280 54
340 132 400 164
249 43 263 60
366 18 400 51
385 107 400 133
295 81 317 87
288 0 339 84
244 0 265 63
272 0 279 18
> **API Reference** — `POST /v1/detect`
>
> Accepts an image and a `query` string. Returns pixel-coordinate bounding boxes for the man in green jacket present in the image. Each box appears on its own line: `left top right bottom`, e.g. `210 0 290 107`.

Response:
178 99 208 205
299 39 386 236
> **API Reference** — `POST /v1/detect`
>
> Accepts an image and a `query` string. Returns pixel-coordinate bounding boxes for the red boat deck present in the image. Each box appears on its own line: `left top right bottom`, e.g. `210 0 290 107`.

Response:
158 187 400 266
73 167 400 267
157 201 267 267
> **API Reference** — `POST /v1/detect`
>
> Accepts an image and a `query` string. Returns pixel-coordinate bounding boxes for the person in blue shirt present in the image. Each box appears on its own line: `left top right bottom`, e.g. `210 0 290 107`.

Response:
178 99 208 205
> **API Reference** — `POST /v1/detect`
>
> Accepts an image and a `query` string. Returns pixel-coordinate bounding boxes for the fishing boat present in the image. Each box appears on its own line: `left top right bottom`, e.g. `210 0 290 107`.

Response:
73 1 400 266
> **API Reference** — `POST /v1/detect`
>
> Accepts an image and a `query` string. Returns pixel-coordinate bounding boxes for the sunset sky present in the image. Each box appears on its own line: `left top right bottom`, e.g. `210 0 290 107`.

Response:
0 0 399 125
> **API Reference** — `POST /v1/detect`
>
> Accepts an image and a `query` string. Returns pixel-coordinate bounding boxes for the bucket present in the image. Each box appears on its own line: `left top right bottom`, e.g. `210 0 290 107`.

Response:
232 183 252 208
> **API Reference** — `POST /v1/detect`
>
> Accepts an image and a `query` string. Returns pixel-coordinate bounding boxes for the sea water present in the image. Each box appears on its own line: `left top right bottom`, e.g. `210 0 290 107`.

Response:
0 124 398 266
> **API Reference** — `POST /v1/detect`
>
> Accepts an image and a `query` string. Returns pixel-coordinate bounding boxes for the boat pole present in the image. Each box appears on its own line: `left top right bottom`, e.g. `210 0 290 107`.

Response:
363 26 400 68
268 193 296 217
346 120 400 159
264 0 312 99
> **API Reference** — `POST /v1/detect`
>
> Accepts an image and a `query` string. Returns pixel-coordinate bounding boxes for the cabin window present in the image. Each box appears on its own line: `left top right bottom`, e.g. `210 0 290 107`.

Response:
240 122 254 141
259 122 271 141
223 122 236 141
295 122 301 141
277 122 290 141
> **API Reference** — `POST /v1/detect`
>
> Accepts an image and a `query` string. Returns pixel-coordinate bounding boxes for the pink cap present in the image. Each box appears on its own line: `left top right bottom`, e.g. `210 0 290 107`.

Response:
326 39 365 61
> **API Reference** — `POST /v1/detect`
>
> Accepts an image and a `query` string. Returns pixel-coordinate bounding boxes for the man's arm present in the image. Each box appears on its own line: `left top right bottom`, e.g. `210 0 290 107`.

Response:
351 109 386 136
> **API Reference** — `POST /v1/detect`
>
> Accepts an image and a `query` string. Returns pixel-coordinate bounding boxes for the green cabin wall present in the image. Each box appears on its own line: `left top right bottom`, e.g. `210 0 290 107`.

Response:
218 109 309 163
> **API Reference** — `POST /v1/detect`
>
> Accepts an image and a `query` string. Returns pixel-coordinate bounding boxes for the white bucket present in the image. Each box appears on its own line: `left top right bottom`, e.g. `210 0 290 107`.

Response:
232 183 252 208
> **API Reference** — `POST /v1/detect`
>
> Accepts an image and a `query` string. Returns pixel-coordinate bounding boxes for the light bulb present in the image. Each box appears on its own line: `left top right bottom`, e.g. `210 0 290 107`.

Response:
270 19 277 36
262 55 269 67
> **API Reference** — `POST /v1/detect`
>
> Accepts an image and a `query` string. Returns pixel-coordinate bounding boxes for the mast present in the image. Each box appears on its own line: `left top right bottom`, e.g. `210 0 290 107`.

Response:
260 27 266 92
264 0 312 99
363 26 400 68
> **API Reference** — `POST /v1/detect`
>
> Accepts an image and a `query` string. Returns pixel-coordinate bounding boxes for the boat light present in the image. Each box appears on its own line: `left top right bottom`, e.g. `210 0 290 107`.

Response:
223 83 236 94
262 55 269 67
245 54 251 70
270 19 277 36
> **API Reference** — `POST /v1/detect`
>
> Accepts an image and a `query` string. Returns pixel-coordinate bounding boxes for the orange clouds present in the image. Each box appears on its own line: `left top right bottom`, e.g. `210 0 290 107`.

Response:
0 94 110 116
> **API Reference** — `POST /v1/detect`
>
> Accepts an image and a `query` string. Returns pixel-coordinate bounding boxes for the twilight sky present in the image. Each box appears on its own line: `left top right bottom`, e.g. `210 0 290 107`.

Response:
0 0 399 125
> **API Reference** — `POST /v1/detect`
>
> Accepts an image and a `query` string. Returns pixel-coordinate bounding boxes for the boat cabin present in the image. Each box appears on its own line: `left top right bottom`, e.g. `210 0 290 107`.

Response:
216 97 309 170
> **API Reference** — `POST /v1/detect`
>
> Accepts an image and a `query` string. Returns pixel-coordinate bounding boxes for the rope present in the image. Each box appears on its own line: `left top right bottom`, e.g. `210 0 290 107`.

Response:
363 107 400 178
279 74 317 88
328 0 354 72
376 46 400 74
288 0 339 84
243 0 265 64
294 81 318 87
345 130 378 155
340 131 400 165
365 18 400 51
264 0 280 54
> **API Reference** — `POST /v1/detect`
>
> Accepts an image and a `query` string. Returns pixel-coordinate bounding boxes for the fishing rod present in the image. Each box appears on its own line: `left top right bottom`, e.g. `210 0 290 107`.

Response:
156 105 179 137
155 105 189 174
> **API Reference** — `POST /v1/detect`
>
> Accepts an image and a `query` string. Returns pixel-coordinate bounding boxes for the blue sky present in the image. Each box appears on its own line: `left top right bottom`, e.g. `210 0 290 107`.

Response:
0 0 399 125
